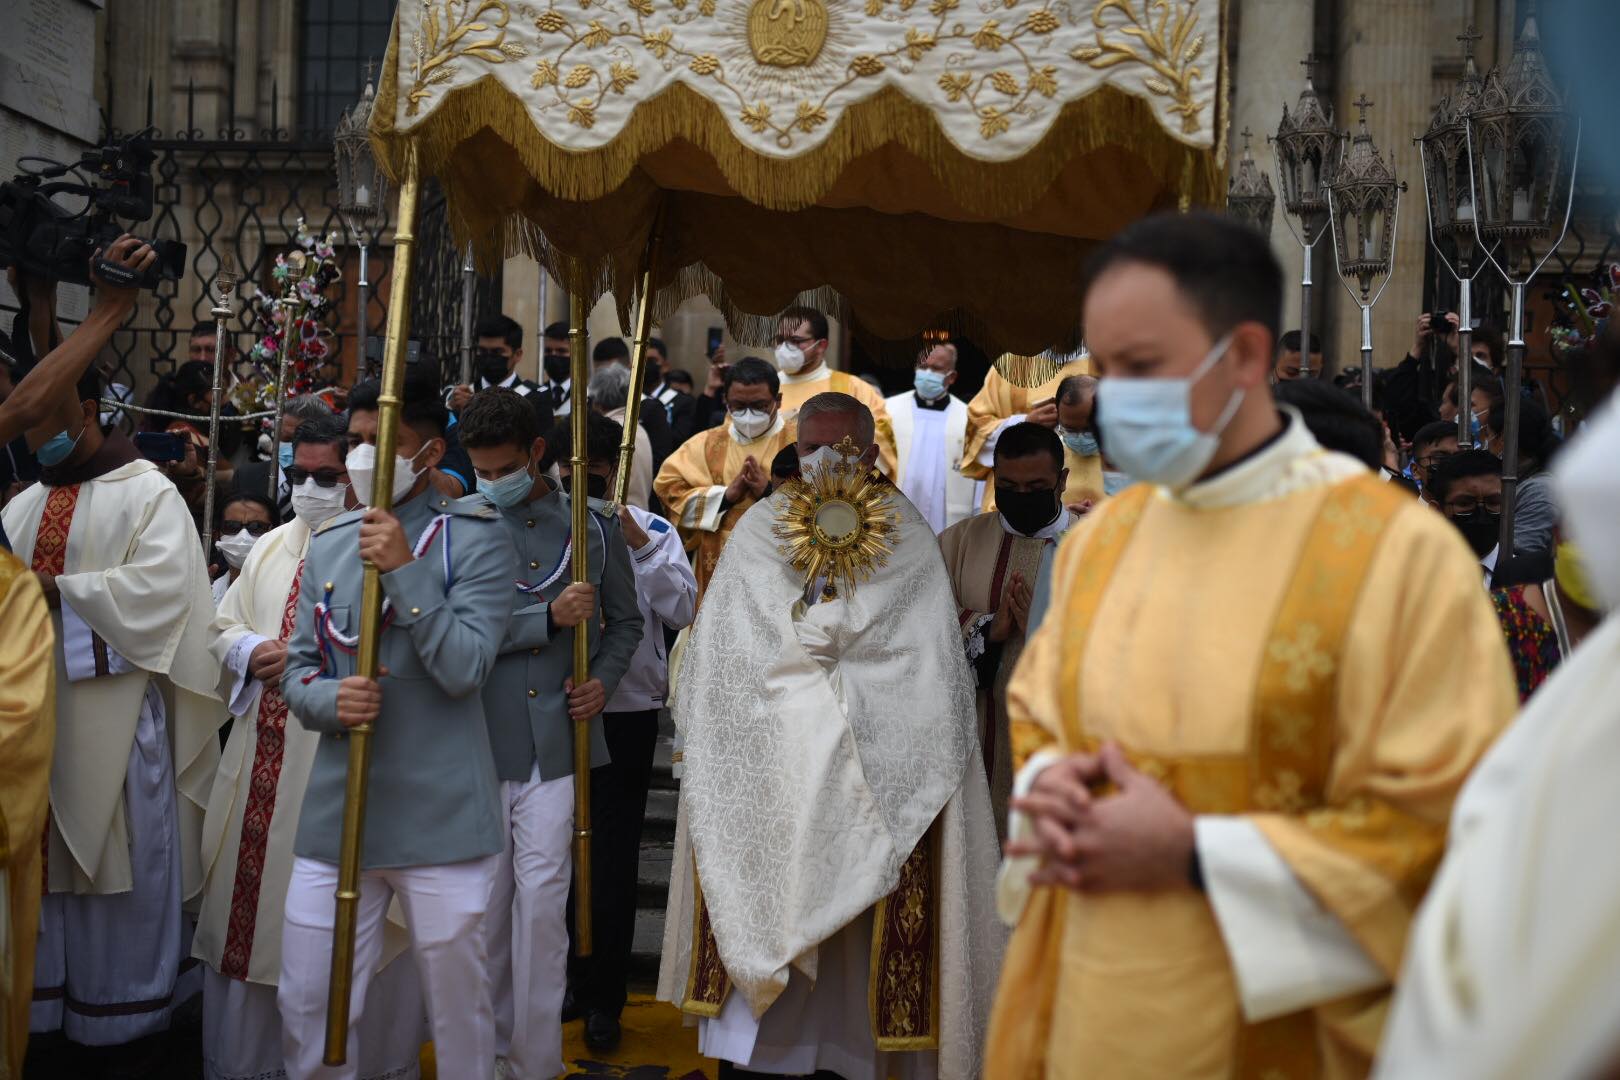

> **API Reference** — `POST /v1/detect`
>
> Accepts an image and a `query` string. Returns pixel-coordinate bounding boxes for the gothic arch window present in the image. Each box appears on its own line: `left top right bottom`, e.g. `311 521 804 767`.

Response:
298 0 394 133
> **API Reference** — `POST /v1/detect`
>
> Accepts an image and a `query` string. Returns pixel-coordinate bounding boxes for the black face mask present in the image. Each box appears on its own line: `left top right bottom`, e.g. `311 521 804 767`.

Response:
561 473 610 501
1451 509 1501 558
995 485 1060 536
543 353 572 384
475 353 511 386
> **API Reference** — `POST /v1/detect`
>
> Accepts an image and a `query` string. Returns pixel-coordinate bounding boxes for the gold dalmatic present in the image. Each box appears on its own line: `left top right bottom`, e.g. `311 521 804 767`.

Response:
773 436 898 601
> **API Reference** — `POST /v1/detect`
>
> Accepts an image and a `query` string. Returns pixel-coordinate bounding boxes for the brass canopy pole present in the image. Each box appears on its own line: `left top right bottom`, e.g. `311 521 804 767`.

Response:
569 295 594 958
199 259 237 554
266 254 309 504
322 141 422 1066
612 213 664 507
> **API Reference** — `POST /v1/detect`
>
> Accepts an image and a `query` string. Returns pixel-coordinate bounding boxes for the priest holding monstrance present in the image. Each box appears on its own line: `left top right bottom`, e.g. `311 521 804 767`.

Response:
657 392 1004 1079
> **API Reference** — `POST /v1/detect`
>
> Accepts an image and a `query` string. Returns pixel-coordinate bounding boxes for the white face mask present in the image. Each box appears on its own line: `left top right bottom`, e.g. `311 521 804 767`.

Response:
217 529 259 570
774 341 811 375
346 442 427 507
731 407 773 441
798 444 837 481
798 443 873 482
1554 393 1620 612
1094 333 1244 490
290 477 350 530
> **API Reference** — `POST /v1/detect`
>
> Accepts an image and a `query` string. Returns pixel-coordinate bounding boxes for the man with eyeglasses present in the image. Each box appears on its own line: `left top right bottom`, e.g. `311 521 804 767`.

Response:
1426 448 1507 586
198 410 426 1080
1405 420 1459 495
769 305 897 475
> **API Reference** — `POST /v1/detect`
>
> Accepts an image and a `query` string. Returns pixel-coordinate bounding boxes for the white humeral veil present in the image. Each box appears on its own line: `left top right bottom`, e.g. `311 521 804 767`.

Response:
656 485 1004 1079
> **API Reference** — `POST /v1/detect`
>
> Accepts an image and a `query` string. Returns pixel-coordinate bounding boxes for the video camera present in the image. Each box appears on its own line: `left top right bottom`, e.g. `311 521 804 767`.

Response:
0 128 187 290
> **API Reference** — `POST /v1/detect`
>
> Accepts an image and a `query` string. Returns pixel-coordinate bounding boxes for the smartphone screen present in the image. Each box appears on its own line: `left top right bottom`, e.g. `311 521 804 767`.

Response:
706 327 723 358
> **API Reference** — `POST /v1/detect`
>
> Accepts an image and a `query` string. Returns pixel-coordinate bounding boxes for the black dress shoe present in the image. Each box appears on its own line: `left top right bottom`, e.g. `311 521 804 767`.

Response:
561 985 582 1023
583 1010 622 1052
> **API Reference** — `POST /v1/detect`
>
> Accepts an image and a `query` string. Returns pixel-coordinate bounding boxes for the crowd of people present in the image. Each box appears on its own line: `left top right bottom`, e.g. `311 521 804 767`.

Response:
0 211 1617 1080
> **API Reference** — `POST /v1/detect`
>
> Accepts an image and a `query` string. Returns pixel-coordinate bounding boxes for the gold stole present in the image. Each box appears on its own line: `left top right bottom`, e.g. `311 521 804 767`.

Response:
992 475 1413 1078
685 824 942 1050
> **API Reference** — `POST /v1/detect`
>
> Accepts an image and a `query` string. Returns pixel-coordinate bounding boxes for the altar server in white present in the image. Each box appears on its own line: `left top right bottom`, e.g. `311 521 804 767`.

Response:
4 370 220 1047
196 413 425 1080
885 343 975 534
657 393 1004 1080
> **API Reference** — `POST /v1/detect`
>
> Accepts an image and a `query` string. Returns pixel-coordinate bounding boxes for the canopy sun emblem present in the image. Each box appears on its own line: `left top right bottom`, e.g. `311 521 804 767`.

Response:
749 0 828 68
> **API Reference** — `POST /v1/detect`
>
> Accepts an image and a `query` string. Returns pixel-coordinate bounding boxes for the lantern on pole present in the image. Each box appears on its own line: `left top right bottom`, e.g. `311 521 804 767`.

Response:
1465 1 1580 557
1328 96 1405 409
1417 23 1490 449
1227 128 1277 236
334 69 388 381
1271 55 1347 379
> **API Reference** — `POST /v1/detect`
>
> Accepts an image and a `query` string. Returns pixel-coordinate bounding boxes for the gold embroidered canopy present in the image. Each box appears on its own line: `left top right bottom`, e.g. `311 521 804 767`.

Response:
372 0 1228 355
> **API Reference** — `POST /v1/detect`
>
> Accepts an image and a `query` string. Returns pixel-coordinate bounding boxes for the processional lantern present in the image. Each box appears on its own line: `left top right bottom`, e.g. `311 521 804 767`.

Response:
333 71 387 379
1418 23 1489 448
1327 96 1404 407
1271 55 1347 378
1464 0 1579 558
1227 128 1276 236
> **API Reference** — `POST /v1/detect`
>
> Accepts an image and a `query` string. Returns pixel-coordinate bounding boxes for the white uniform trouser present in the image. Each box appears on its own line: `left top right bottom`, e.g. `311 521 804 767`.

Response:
485 763 574 1080
32 683 183 1045
279 854 498 1080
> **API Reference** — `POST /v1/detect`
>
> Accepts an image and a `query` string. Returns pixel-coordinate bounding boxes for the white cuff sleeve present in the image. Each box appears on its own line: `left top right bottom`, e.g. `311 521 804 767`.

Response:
1196 815 1386 1021
977 414 1028 467
681 485 729 532
223 632 271 717
60 599 136 682
995 746 1064 925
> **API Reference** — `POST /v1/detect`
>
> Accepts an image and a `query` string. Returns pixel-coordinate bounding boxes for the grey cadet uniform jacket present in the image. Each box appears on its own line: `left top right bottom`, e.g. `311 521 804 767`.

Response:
479 479 643 783
282 488 517 868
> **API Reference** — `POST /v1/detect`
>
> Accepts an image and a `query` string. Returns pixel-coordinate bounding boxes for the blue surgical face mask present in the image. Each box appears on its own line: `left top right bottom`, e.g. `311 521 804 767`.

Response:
1470 410 1483 447
1056 426 1100 457
914 368 949 402
1094 333 1243 490
36 424 84 467
1102 470 1132 496
278 442 295 470
477 462 537 508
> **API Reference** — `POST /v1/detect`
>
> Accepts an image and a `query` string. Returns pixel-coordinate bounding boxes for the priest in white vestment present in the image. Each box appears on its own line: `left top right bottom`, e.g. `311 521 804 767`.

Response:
1376 392 1620 1080
195 414 424 1080
3 375 220 1046
656 392 1004 1080
886 344 974 534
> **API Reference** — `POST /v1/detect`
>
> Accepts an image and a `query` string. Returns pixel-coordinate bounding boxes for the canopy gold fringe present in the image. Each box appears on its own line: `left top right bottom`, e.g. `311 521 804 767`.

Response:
371 33 1225 229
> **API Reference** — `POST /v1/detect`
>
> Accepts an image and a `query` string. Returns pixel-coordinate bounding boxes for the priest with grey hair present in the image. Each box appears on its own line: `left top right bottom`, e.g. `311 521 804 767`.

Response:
657 391 1005 1080
587 363 653 510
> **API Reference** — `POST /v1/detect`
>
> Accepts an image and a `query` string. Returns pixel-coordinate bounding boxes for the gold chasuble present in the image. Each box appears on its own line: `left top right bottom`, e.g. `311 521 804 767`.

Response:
987 421 1515 1080
0 549 55 1078
778 367 898 477
961 359 1101 513
654 416 798 605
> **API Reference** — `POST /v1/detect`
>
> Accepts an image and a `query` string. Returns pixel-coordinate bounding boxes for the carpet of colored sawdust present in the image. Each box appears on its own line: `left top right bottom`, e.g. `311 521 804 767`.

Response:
419 995 713 1079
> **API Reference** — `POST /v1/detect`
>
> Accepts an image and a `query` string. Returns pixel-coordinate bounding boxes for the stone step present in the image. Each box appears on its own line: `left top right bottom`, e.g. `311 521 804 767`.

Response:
637 837 674 908
643 787 678 844
628 905 667 983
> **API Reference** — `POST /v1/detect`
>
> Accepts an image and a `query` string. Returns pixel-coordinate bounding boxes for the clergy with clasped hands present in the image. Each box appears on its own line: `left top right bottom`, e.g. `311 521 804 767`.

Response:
657 391 1005 1080
986 212 1515 1079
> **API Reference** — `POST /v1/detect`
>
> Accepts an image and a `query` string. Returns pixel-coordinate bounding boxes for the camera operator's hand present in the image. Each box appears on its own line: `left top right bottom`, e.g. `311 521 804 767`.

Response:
90 235 156 316
1411 313 1434 359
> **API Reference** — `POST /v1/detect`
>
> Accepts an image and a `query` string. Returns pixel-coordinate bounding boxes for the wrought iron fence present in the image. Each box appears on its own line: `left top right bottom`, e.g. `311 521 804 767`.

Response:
3 79 501 430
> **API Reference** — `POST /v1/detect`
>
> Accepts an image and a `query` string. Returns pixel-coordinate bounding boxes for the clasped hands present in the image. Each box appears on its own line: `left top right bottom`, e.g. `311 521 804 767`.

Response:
1006 742 1197 893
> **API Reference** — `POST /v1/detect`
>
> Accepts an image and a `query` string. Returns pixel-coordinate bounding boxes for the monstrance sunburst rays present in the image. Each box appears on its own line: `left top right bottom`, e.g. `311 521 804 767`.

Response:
773 435 899 600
